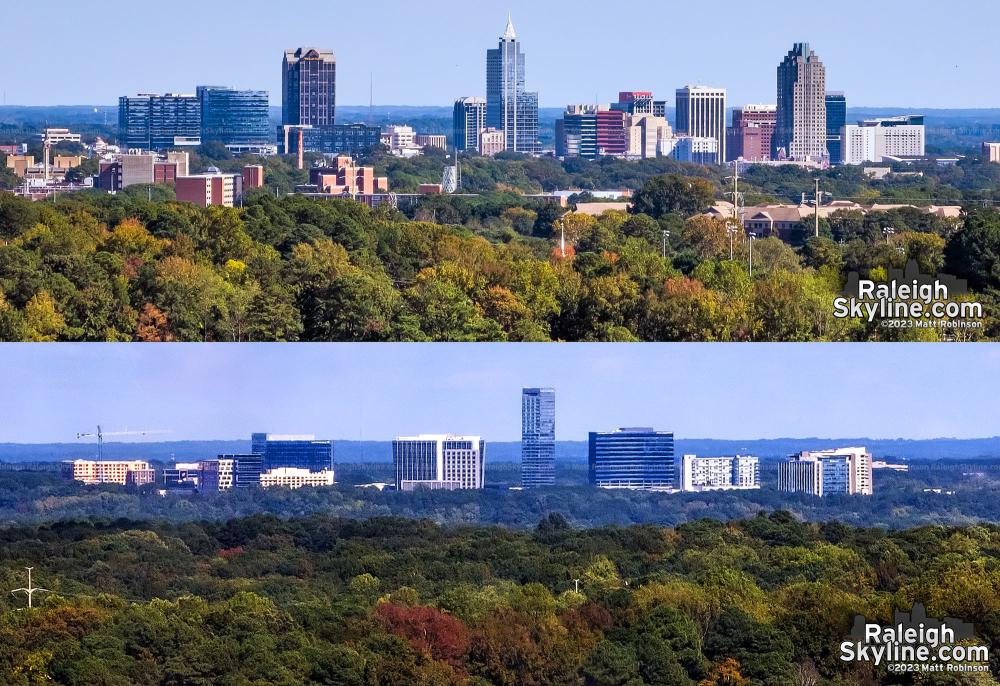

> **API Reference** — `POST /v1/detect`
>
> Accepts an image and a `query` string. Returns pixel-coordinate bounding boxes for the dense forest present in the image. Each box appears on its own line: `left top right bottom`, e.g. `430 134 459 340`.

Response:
0 465 998 530
1 163 998 342
0 512 997 684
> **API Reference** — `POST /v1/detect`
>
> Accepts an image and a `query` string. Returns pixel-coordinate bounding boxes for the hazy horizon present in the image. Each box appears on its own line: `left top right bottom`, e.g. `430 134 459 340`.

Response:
1 344 998 444
3 0 999 108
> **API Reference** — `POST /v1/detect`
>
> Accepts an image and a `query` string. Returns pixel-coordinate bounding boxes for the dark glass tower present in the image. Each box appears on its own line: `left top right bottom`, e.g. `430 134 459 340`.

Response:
282 47 336 127
251 433 333 473
588 428 677 490
198 86 270 145
825 92 847 164
486 16 539 153
521 388 555 487
118 93 201 150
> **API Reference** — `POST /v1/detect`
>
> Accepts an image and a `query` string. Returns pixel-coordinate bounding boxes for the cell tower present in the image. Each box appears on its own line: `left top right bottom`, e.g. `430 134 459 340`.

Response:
11 567 49 609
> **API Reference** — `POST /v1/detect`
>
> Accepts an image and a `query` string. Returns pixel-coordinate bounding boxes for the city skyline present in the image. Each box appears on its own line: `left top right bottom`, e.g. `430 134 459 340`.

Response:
1 344 999 443
2 1 999 108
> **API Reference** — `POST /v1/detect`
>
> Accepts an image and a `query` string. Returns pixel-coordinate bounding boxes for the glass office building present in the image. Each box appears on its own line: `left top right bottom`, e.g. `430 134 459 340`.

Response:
393 435 486 491
486 16 539 153
198 86 270 146
251 433 334 473
825 92 847 164
118 94 202 150
588 428 677 490
521 388 555 487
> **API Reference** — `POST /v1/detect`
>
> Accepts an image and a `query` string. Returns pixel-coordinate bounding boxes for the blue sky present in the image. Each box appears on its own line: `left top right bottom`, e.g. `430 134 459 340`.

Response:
2 0 998 108
0 344 997 443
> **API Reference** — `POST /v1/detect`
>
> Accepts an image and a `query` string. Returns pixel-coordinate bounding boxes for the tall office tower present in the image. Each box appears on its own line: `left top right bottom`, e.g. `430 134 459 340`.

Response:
197 86 270 146
521 388 555 487
118 94 201 150
777 447 873 497
825 92 847 164
282 48 336 127
675 85 727 164
486 16 539 154
774 43 827 161
250 433 334 473
588 428 677 490
393 435 486 491
727 104 776 162
454 97 487 152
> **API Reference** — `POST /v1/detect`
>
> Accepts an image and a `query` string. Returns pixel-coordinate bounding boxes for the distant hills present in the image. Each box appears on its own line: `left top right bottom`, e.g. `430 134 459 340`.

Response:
2 437 999 465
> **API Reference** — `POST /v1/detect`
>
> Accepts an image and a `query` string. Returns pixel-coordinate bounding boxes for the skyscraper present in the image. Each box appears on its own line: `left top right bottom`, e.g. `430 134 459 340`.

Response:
675 85 727 164
282 48 336 127
118 94 201 150
197 86 271 146
588 428 677 490
393 435 486 491
825 92 847 164
486 16 539 154
774 43 827 161
454 97 487 152
521 388 555 488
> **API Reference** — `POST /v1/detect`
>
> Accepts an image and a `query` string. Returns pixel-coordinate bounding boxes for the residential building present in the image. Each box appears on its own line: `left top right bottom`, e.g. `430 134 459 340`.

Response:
983 142 1000 163
118 93 202 150
282 47 336 127
175 170 243 207
825 92 846 164
478 128 505 156
774 43 827 161
727 104 776 162
66 460 154 486
675 85 727 163
242 164 264 189
197 86 270 146
393 435 486 491
260 468 335 489
415 134 447 150
588 428 677 490
96 151 189 191
778 447 873 496
521 388 555 488
842 116 925 164
486 16 539 153
454 97 487 152
307 155 388 196
680 455 760 491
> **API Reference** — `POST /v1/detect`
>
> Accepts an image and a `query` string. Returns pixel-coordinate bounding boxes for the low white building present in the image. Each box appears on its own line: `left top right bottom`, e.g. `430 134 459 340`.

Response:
260 467 335 489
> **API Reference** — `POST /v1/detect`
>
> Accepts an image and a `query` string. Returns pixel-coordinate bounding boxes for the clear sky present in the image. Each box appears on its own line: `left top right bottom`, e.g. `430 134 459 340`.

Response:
0 344 997 443
2 0 998 108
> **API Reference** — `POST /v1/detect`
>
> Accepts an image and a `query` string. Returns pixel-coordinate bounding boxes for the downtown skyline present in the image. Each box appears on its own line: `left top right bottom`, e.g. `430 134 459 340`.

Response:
0 343 998 444
2 1 999 109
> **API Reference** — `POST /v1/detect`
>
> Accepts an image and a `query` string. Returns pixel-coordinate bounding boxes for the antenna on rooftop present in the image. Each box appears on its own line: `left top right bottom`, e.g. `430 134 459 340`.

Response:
11 567 49 609
368 72 374 126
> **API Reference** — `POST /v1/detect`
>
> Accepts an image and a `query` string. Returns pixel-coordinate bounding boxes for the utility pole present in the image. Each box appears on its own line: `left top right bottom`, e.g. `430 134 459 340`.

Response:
560 220 566 257
661 229 670 259
11 567 49 609
574 578 580 593
814 178 821 237
748 232 757 278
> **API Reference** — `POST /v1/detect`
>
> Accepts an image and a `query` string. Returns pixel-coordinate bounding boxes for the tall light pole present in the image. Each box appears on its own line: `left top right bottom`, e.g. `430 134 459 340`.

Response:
814 178 821 238
661 229 671 259
748 232 757 278
726 222 739 260
883 226 896 244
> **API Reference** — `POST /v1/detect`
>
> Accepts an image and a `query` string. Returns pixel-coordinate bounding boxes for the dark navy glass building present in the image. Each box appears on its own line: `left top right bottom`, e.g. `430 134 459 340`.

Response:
588 428 677 490
251 433 334 473
198 86 271 146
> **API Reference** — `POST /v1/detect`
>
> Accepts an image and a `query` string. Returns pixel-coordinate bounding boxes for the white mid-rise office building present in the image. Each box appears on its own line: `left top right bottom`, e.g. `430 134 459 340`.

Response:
675 85 727 163
778 447 873 497
393 434 486 491
681 455 760 492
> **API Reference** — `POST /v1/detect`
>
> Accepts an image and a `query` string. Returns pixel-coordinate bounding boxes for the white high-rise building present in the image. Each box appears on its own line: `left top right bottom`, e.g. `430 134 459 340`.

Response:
681 455 760 492
675 85 727 163
842 116 925 164
778 447 873 497
393 435 486 491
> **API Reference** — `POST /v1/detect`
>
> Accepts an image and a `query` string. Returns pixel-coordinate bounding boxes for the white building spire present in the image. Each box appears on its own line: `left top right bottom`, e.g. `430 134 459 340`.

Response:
503 13 517 40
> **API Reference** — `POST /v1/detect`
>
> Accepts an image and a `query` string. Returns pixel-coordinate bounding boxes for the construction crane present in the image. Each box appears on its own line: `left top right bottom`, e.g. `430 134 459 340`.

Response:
11 567 49 609
76 426 170 461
